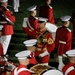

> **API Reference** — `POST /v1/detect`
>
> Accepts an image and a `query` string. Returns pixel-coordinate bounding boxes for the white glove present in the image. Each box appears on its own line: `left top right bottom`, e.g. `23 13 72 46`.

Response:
22 18 27 27
58 56 64 71
6 62 16 71
39 50 49 58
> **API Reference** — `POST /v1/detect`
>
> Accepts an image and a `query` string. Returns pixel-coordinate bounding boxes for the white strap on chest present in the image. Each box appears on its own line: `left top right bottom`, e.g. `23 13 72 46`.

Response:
14 68 18 75
65 66 74 75
67 28 71 32
14 67 31 75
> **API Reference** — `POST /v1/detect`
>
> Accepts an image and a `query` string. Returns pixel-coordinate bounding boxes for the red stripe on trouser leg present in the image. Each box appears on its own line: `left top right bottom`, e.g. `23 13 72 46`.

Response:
0 43 3 55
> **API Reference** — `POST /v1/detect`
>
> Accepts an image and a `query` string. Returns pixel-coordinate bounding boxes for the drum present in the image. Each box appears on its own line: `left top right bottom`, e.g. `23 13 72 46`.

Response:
41 69 64 75
30 64 55 75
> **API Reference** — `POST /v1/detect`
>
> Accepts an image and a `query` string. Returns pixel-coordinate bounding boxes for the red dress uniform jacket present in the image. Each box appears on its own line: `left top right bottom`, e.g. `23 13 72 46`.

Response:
35 31 55 63
28 16 39 30
62 62 75 75
29 52 38 65
0 6 16 35
39 4 55 24
23 27 40 39
23 16 39 39
11 64 31 75
0 43 3 55
55 26 72 56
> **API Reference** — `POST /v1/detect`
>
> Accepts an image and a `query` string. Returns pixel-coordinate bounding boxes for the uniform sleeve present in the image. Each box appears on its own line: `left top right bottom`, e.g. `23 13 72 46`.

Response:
4 10 16 23
66 32 72 50
22 27 36 38
48 8 55 24
46 33 55 53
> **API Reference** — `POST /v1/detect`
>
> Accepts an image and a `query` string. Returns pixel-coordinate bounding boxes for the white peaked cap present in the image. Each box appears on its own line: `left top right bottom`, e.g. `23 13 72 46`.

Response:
23 39 37 47
38 17 48 23
0 0 8 2
45 23 57 33
42 70 63 75
27 5 37 11
60 15 71 22
15 50 31 59
0 25 3 30
66 49 75 57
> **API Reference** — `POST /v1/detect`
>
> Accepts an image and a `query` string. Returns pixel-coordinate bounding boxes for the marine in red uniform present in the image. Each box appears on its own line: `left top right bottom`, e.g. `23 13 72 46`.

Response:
22 5 39 39
39 0 55 24
55 15 72 70
23 39 38 68
62 50 75 75
0 0 16 55
11 50 32 75
35 17 55 65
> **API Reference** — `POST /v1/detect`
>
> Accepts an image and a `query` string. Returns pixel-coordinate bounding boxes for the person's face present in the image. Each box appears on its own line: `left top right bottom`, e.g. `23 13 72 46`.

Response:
67 21 70 26
69 57 75 64
33 10 37 16
46 0 51 5
39 22 45 30
32 46 36 52
31 10 37 17
27 46 36 52
2 2 8 8
19 58 30 65
64 21 70 27
26 58 30 65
